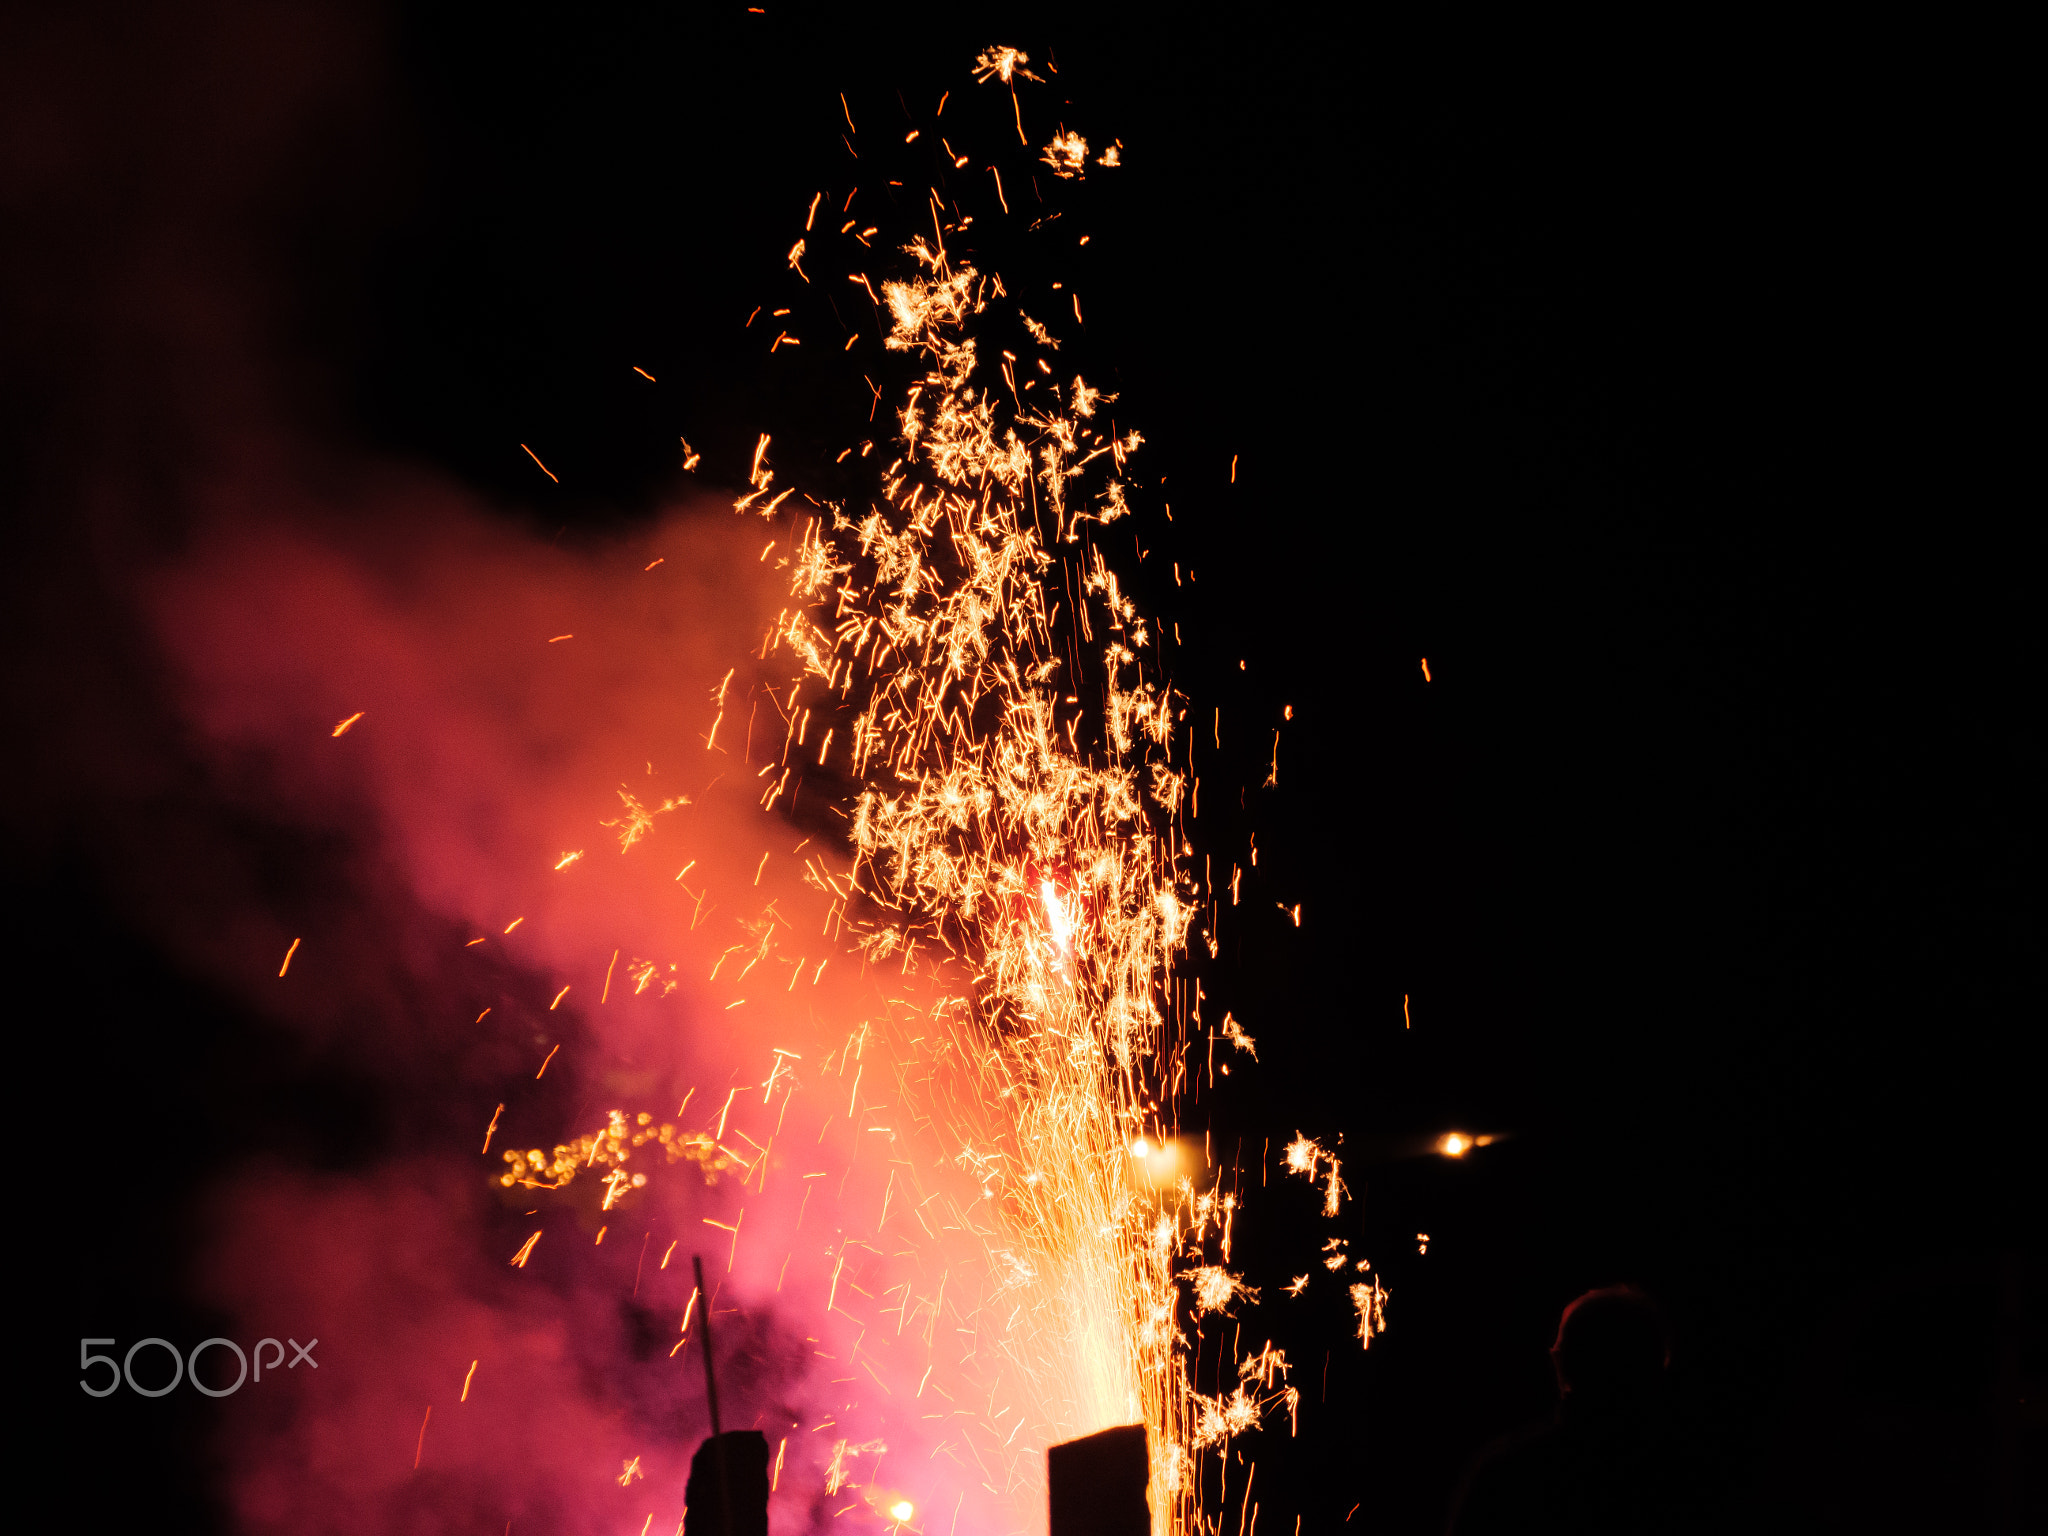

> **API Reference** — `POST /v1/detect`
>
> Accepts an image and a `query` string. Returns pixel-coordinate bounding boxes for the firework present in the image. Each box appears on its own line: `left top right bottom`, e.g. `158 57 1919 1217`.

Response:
370 45 1353 1533
752 234 1210 1527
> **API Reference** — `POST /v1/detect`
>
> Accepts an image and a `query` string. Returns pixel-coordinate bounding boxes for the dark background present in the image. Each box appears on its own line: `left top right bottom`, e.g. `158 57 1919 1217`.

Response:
11 4 2040 1531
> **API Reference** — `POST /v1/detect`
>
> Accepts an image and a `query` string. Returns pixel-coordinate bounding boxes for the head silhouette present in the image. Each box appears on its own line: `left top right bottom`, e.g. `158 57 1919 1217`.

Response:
1550 1284 1670 1415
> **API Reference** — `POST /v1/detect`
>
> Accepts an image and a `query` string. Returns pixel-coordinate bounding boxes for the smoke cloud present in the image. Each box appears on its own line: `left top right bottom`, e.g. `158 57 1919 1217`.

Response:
9 5 994 1529
148 492 939 1532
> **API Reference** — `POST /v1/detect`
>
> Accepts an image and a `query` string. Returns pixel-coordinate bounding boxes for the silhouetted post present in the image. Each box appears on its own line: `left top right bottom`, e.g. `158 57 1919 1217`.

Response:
1048 1423 1150 1536
683 1430 769 1536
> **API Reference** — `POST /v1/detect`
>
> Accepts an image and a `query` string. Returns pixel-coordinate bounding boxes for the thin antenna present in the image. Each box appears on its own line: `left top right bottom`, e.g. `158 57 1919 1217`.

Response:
692 1255 733 1536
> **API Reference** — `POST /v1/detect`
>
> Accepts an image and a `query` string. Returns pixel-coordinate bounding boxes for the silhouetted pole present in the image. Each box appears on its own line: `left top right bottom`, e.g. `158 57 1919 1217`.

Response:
693 1255 732 1536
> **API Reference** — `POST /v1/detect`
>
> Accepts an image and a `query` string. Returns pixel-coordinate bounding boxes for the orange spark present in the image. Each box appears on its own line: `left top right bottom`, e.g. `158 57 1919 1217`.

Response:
331 711 363 737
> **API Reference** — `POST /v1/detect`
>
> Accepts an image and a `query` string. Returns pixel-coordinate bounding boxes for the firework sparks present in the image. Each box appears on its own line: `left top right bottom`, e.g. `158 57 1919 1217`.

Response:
710 86 1299 1511
652 46 1387 1525
78 25 1407 1532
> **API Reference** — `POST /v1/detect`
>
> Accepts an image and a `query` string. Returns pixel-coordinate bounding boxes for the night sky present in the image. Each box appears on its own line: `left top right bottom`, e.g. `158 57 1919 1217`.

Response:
11 5 2040 1532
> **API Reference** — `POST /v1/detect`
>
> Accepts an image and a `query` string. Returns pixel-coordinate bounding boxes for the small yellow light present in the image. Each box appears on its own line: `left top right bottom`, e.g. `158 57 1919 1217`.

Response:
890 1499 915 1521
1441 1134 1470 1157
1129 1137 1152 1158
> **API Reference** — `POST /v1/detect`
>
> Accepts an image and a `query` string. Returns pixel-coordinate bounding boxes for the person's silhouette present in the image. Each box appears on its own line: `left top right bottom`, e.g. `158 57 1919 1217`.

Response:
1448 1284 1714 1534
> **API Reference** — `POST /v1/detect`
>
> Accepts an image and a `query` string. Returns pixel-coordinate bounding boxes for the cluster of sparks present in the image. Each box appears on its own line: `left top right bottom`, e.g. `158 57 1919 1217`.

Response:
727 68 1345 1517
497 1108 743 1205
749 217 1238 1523
464 48 1390 1534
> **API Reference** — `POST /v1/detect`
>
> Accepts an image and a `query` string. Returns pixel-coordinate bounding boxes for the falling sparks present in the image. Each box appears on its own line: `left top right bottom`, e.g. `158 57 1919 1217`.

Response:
330 711 363 737
1188 1266 1255 1315
1041 129 1090 179
1283 1135 1323 1181
277 937 300 978
971 44 1036 86
1349 1275 1390 1348
519 443 559 483
1220 1012 1257 1059
1283 1133 1347 1218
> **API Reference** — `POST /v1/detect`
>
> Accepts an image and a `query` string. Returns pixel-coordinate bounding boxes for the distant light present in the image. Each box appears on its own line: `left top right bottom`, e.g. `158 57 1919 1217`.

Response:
890 1500 914 1521
1129 1137 1152 1158
1440 1133 1470 1157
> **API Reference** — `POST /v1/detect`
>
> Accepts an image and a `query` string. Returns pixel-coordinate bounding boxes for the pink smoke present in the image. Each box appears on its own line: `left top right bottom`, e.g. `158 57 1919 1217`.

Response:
141 490 986 1532
9 6 1026 1525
